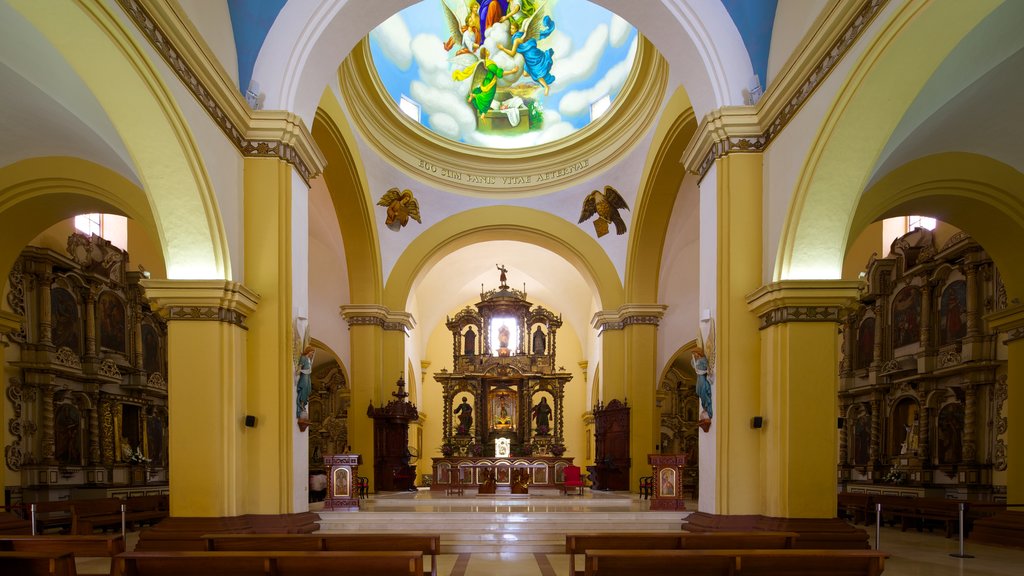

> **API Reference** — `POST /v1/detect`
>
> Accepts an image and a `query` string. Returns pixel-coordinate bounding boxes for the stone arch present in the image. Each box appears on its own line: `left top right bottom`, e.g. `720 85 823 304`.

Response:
777 1 1002 283
10 1 230 280
252 0 751 123
626 87 698 303
0 157 160 281
383 207 624 312
312 104 381 304
850 153 1024 301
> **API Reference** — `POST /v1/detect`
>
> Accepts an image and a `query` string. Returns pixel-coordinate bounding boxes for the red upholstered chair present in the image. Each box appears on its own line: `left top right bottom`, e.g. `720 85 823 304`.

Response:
562 465 584 495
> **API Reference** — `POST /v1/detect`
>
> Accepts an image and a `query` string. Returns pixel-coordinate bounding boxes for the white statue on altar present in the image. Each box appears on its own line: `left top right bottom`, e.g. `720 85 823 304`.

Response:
495 437 511 458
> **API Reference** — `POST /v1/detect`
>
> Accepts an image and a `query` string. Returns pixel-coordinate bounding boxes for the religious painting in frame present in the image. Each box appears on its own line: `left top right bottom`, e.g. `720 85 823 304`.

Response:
658 467 676 498
892 286 921 348
939 280 967 344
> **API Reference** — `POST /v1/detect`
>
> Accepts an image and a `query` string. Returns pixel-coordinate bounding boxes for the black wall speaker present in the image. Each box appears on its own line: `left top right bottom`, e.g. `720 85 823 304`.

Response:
838 417 846 429
751 416 764 429
244 415 257 428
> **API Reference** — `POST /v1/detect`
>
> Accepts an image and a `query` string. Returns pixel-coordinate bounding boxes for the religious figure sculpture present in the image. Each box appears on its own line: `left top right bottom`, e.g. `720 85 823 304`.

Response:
296 346 314 419
464 326 477 355
454 396 473 434
532 325 545 354
532 396 552 435
496 263 508 287
498 323 511 356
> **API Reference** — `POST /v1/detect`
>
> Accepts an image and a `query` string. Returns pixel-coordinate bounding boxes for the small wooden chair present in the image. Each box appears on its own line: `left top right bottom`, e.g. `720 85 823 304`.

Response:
562 465 585 495
639 476 653 499
355 476 369 498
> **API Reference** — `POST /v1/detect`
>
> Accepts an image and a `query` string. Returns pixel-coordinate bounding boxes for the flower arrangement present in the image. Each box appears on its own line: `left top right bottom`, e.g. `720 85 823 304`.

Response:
549 443 566 457
127 446 150 465
441 443 455 457
883 465 906 485
470 442 485 457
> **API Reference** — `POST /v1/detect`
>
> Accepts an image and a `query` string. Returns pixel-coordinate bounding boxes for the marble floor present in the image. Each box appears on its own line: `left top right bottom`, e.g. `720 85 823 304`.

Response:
74 490 1024 575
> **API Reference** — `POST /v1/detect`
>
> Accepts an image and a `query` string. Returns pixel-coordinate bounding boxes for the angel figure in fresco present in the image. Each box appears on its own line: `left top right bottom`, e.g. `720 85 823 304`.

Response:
442 1 481 56
498 8 555 95
377 188 422 232
693 318 716 433
453 46 520 119
578 186 630 238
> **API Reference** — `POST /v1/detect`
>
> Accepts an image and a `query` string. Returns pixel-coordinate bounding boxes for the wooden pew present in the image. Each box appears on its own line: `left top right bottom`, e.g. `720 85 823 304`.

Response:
203 532 442 576
0 550 78 576
125 496 168 529
112 550 423 576
28 501 75 534
0 534 124 575
0 510 32 534
583 549 888 576
71 499 124 535
838 492 873 524
566 531 798 576
899 497 962 538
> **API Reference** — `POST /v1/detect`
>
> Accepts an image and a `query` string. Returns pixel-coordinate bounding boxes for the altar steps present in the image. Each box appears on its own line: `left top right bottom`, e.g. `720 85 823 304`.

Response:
315 491 690 553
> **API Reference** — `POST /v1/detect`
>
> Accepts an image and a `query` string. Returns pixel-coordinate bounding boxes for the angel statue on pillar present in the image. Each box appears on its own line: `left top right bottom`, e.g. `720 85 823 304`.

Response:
693 318 716 433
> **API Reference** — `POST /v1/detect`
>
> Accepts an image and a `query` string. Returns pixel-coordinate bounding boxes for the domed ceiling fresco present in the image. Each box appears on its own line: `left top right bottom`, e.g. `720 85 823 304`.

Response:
369 0 638 149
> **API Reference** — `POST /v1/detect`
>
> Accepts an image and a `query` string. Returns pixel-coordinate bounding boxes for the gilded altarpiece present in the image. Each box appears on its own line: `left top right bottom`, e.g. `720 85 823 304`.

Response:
838 229 1007 499
2 234 169 501
432 274 573 490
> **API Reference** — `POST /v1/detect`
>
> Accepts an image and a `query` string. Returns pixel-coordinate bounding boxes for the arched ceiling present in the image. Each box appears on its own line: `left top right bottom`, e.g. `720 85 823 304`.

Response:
868 0 1024 187
0 1 136 183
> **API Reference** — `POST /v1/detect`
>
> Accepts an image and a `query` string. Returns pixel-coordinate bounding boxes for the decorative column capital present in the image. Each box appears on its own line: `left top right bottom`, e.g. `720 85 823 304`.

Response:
591 304 668 334
141 280 259 329
746 280 862 330
340 304 416 334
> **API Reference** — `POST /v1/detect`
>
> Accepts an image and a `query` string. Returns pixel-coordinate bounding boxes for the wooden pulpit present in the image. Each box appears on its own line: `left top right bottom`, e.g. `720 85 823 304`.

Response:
323 453 361 510
648 453 687 510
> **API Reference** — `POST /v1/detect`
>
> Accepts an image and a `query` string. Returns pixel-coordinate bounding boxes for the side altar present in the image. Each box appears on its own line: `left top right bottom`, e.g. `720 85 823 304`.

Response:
432 266 574 487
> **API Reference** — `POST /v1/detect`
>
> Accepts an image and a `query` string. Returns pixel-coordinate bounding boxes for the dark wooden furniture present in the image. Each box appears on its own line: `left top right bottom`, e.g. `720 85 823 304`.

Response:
566 531 798 576
0 511 32 534
133 514 317 551
431 456 573 491
0 534 125 575
588 399 629 490
583 549 888 576
367 378 419 492
323 454 362 511
638 476 653 499
0 550 78 576
648 453 687 510
202 533 441 576
112 550 423 576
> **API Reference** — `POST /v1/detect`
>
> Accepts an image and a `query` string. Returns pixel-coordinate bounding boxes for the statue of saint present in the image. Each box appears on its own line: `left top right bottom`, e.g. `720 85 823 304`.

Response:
464 326 477 356
532 326 546 355
496 263 508 287
498 323 511 355
532 396 552 435
454 396 473 434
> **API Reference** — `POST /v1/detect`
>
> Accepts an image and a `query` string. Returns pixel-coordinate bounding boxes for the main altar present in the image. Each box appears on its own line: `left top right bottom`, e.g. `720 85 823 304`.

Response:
431 267 574 491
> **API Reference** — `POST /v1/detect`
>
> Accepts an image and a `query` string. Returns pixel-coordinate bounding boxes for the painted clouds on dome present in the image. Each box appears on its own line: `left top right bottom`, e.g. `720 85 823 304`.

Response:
369 0 637 149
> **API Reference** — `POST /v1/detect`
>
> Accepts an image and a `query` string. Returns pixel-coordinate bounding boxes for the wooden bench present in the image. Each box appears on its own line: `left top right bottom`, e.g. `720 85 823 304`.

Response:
0 510 32 534
0 550 78 576
71 499 125 535
203 532 442 576
566 531 798 576
0 534 125 575
838 492 873 524
899 497 963 538
584 549 888 576
27 501 75 534
125 496 168 529
112 550 423 576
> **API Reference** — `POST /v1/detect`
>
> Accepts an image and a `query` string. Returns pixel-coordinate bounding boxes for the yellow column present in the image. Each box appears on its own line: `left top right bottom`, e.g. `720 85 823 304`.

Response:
714 152 763 514
244 157 299 513
143 280 258 517
747 281 859 517
985 304 1024 502
340 305 403 491
623 307 666 492
592 312 626 401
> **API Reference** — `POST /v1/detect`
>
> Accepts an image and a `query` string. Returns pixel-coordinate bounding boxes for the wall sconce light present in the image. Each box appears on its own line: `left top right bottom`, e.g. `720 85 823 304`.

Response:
751 416 764 429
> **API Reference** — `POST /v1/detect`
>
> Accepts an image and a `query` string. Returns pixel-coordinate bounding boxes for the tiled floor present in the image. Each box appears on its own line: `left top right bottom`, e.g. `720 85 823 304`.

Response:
74 491 1024 575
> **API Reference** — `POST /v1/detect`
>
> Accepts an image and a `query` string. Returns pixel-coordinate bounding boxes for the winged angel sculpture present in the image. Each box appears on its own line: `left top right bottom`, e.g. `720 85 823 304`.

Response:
694 318 716 433
377 188 422 232
578 185 630 237
445 1 555 125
